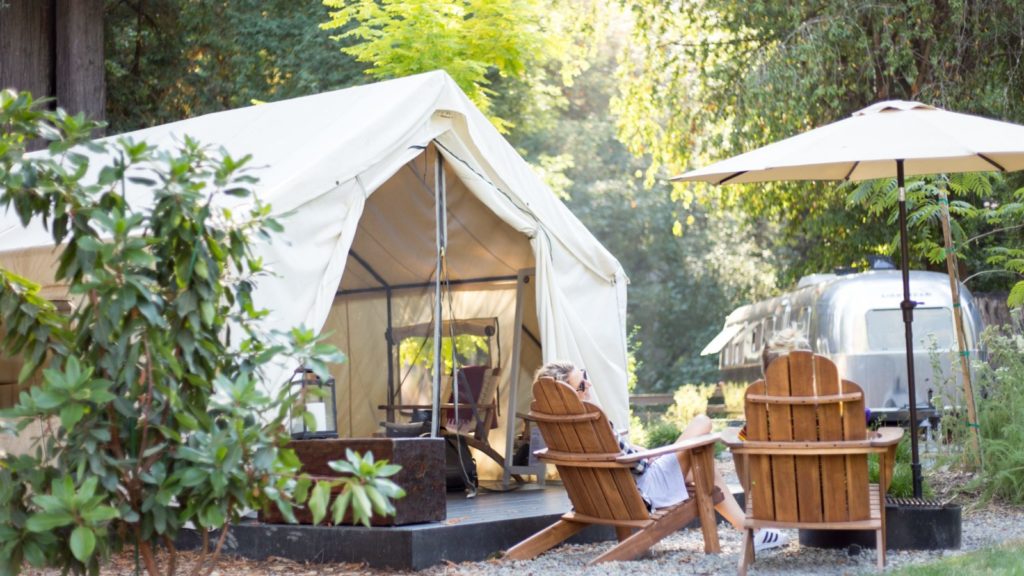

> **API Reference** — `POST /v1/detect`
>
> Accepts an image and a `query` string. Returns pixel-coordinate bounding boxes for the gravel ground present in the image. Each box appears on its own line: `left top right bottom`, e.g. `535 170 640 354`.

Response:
25 501 1024 576
399 504 1024 576
46 503 1020 576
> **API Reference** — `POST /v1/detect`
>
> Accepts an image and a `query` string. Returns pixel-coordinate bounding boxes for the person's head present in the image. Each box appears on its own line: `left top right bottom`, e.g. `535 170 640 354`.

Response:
534 360 592 401
761 327 811 374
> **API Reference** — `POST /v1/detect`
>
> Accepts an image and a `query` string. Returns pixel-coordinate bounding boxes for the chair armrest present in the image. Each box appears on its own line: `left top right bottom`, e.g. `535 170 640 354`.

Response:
615 432 719 464
720 427 743 448
730 438 895 455
871 426 904 447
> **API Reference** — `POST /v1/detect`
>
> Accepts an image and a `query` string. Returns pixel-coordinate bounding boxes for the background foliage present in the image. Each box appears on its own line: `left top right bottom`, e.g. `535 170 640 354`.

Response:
969 328 1024 504
617 0 1024 285
92 1 1024 390
104 0 368 134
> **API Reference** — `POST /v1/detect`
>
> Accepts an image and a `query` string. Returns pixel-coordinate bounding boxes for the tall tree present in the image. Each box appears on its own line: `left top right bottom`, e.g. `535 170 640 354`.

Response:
104 0 367 133
616 0 1024 284
321 0 602 133
527 22 778 389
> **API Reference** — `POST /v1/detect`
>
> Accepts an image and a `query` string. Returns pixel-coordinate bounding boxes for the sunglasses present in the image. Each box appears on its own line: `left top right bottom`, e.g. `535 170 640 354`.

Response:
577 369 590 392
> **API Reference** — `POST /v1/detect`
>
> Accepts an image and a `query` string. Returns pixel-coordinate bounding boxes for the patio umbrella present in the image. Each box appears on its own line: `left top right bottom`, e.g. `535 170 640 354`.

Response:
674 100 1024 498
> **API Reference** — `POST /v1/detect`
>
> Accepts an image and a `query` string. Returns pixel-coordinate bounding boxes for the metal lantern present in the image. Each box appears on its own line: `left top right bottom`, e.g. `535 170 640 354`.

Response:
289 368 338 439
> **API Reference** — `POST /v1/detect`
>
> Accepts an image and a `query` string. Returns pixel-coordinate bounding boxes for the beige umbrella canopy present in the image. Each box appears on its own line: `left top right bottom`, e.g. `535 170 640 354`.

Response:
676 100 1024 184
675 100 1024 498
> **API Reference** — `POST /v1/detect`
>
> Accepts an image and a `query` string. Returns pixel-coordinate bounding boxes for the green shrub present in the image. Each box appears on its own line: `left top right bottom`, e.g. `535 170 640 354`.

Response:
969 327 1024 504
665 384 715 425
719 382 748 416
0 91 402 576
644 418 681 448
869 436 932 498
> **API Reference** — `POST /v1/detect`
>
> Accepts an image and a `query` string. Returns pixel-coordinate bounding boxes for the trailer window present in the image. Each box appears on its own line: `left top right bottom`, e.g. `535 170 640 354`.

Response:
866 308 955 351
793 306 811 332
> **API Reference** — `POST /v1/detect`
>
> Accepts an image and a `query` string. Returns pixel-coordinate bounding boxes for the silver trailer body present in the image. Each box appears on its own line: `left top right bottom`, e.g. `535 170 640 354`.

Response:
703 270 984 420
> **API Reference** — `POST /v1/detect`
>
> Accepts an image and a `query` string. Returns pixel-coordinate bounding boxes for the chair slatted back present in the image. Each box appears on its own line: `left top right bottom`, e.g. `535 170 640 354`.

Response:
441 366 500 438
531 377 649 522
745 351 870 523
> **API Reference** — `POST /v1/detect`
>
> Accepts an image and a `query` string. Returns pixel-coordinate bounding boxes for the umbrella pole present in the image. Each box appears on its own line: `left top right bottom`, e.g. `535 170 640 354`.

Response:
937 188 983 468
897 160 924 498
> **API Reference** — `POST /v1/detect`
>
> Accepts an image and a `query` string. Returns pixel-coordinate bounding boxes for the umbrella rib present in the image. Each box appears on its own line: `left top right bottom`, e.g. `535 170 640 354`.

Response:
977 153 1007 172
842 161 860 181
718 171 748 184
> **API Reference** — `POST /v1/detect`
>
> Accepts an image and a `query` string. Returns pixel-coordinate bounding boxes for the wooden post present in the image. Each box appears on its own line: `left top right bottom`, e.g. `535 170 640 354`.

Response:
0 1 104 137
938 188 982 468
0 2 55 101
55 0 105 125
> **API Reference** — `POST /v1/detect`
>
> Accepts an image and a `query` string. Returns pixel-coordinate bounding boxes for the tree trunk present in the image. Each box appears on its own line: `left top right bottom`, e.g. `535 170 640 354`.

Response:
0 1 55 99
55 0 105 124
0 0 104 146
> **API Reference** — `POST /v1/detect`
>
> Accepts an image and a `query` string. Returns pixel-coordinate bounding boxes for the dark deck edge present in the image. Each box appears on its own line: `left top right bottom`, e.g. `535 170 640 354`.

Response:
176 486 744 570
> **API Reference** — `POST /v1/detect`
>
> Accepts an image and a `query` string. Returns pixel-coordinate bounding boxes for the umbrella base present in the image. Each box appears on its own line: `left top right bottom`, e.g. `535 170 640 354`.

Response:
799 498 961 551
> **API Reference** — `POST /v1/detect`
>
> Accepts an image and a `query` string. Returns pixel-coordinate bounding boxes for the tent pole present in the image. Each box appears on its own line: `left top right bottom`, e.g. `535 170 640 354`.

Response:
897 159 924 498
431 148 447 438
937 187 983 468
347 250 396 423
502 270 528 488
335 274 520 297
385 286 395 423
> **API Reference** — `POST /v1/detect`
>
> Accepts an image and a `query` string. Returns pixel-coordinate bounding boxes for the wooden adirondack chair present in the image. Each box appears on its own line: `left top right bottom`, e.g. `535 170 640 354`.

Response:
723 351 903 575
505 377 724 564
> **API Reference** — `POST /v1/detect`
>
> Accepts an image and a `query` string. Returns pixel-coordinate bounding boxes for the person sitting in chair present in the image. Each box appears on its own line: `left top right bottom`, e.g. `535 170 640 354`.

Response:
534 361 789 552
756 327 871 427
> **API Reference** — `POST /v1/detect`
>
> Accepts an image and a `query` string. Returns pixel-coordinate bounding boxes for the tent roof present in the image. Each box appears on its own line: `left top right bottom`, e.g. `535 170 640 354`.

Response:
5 72 622 284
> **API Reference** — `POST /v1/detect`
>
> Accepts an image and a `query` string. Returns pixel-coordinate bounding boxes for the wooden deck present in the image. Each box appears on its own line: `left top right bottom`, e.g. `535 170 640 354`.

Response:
177 483 615 570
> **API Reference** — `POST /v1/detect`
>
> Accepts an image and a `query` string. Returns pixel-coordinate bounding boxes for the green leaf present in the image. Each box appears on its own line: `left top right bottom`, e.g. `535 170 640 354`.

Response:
376 463 401 478
60 403 86 429
70 525 96 562
365 485 392 516
173 411 199 430
330 488 352 525
179 467 207 488
25 511 75 532
328 457 357 475
294 477 311 504
96 165 120 186
78 476 99 502
374 478 405 499
309 481 330 525
76 236 104 252
1009 281 1024 309
349 484 372 527
23 540 47 567
200 300 215 326
200 504 225 528
81 505 119 524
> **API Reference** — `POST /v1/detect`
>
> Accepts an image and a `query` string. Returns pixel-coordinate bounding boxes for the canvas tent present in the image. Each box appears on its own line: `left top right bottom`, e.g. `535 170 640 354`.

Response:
0 71 630 479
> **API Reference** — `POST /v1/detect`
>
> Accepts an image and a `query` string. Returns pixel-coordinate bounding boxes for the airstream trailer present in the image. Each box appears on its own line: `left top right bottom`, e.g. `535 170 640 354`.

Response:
701 269 984 422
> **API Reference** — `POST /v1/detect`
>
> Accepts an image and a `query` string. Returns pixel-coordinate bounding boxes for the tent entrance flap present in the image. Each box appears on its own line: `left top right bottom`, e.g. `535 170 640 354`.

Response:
347 249 396 423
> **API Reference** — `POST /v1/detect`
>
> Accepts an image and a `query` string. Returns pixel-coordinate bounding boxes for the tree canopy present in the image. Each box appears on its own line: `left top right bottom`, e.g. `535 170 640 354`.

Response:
616 0 1024 282
74 1 1024 392
321 0 601 133
104 0 368 133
